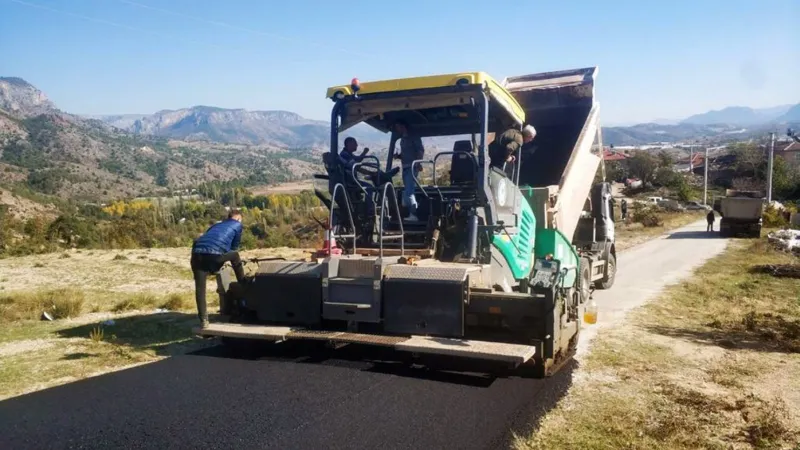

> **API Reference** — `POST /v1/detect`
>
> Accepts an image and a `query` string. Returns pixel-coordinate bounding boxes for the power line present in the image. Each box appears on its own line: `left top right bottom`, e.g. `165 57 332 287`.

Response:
7 0 226 50
116 0 377 59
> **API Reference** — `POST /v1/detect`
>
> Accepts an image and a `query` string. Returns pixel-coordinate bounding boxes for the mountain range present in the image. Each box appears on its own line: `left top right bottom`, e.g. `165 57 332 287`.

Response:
1 75 798 203
93 99 799 148
92 106 384 148
681 104 797 126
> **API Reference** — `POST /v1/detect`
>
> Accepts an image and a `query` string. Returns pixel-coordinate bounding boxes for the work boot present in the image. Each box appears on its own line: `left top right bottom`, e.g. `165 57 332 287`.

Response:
200 317 209 329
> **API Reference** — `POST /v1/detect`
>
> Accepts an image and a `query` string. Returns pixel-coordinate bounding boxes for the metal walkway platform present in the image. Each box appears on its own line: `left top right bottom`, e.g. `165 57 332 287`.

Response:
195 323 536 364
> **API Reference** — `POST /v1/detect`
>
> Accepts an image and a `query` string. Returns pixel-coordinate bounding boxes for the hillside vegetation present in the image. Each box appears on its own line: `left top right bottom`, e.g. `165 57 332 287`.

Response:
0 78 326 202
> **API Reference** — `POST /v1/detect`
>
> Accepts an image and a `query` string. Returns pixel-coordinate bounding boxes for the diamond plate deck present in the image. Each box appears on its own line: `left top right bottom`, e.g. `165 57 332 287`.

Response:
383 264 472 282
196 323 535 364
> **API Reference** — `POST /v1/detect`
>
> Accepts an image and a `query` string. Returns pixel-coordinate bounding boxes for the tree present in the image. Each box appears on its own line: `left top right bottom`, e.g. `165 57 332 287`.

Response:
654 167 679 187
675 178 693 202
627 151 659 185
731 143 766 178
772 155 800 200
605 161 629 182
656 150 674 168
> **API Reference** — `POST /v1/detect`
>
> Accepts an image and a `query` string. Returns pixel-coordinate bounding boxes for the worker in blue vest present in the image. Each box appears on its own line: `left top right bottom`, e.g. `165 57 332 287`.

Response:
191 209 245 328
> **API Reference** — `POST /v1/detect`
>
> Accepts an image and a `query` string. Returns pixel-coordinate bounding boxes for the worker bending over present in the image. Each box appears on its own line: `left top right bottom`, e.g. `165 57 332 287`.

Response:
191 209 245 328
489 125 536 177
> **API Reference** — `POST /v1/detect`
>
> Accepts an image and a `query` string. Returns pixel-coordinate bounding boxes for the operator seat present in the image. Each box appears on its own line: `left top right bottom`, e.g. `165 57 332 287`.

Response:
321 152 371 233
450 140 475 185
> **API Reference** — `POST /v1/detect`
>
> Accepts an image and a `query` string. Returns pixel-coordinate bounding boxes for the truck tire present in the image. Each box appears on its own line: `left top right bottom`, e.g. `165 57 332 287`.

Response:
579 258 592 303
595 253 616 290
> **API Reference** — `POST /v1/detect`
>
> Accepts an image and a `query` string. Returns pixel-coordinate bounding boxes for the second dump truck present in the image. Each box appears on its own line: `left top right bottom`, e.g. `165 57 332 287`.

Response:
196 67 617 376
714 189 765 238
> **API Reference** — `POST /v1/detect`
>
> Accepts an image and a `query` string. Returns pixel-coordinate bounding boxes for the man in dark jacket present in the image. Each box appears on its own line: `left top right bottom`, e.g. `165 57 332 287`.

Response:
489 125 536 178
706 210 715 232
191 209 245 328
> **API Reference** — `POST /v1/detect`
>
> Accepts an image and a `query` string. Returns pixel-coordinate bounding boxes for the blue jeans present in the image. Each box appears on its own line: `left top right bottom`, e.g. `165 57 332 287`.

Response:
402 167 418 216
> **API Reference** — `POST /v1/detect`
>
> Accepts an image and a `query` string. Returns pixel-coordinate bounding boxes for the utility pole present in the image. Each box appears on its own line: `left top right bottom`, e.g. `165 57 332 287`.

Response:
704 145 709 206
767 132 775 203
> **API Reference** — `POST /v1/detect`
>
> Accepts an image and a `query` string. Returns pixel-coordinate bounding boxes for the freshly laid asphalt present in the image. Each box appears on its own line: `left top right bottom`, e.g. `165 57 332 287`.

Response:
0 220 727 450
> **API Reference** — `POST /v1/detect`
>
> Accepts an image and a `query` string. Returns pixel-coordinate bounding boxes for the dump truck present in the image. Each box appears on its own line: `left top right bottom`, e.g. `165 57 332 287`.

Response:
714 189 765 238
195 67 616 376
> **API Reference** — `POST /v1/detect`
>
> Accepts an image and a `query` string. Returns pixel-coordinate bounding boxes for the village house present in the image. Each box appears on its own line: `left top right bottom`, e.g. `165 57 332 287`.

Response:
776 141 800 169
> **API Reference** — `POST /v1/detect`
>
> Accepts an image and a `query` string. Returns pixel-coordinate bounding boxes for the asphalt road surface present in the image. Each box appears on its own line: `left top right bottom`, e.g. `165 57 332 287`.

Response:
0 221 728 450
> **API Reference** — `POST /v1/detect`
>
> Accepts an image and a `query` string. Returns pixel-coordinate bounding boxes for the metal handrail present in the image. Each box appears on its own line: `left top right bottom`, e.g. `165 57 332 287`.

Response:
378 182 404 259
329 183 357 255
409 159 433 199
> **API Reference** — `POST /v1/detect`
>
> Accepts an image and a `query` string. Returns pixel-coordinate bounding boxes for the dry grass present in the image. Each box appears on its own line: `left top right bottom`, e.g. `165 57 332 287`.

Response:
112 293 160 312
520 239 800 450
0 288 85 322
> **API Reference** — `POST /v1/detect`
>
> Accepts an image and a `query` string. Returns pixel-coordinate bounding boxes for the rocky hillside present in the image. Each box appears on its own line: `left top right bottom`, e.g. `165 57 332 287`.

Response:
0 77 58 118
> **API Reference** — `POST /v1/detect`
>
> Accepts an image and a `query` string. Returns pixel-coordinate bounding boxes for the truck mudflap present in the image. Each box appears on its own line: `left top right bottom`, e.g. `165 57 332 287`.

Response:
194 323 536 365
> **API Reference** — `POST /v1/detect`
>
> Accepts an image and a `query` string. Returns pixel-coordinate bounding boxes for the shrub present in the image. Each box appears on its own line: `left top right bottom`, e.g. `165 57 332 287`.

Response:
113 254 129 261
161 292 191 311
762 205 788 228
632 203 663 228
112 293 159 312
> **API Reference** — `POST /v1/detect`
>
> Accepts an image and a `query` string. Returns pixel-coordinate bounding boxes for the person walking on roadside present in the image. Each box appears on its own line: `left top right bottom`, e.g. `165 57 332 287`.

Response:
706 210 715 232
191 209 246 328
620 199 628 221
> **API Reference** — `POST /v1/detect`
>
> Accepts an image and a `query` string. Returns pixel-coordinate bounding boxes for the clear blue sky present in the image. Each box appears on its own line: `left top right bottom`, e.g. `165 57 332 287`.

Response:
1 0 798 125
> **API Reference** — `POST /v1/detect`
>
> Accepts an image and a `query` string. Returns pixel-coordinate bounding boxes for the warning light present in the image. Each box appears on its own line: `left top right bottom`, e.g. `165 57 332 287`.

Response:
351 77 361 93
545 253 554 261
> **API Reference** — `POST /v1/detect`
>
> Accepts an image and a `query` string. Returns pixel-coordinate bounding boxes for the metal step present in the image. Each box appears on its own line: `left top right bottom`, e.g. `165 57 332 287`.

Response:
329 277 373 286
196 323 536 364
395 336 536 363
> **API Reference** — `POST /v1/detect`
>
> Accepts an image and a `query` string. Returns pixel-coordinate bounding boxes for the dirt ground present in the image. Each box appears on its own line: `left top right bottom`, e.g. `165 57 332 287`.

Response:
248 180 314 195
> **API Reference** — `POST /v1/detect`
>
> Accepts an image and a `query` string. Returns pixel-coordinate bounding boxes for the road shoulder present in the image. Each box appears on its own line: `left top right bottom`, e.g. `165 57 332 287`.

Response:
516 237 800 449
